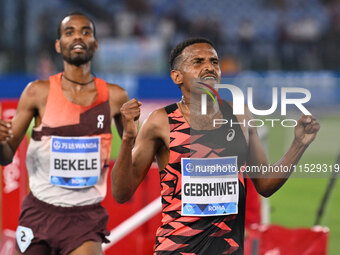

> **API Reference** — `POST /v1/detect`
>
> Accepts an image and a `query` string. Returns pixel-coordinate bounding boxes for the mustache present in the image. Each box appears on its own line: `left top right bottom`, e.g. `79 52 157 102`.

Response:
200 71 218 78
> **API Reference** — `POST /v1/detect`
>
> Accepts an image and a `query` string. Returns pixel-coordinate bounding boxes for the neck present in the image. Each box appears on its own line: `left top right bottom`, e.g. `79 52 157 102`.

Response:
181 93 218 114
63 61 92 83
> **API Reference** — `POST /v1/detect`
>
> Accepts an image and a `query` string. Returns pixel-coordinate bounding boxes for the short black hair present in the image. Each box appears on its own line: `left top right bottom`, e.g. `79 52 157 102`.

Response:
169 37 214 70
57 12 96 39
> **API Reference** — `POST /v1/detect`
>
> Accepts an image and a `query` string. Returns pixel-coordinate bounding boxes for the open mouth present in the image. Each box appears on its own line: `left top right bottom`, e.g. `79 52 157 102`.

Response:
71 43 86 52
200 74 217 81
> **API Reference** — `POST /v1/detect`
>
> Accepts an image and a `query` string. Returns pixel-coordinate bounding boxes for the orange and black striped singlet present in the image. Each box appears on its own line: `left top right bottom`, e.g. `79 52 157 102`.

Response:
154 102 248 255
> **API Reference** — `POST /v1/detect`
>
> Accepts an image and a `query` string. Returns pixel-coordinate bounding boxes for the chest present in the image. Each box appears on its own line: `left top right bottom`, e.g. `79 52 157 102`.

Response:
61 86 98 106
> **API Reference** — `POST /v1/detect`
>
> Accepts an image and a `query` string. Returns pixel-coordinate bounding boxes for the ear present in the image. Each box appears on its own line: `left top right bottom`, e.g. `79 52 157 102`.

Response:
55 39 61 53
94 39 98 52
170 70 183 86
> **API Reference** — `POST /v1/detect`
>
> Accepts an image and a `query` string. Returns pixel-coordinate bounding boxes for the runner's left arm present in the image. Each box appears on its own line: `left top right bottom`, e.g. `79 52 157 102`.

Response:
108 84 129 138
247 109 320 197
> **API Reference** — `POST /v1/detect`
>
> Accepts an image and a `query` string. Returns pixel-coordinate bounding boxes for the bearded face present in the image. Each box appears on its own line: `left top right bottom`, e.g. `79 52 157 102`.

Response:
56 15 98 66
60 39 96 66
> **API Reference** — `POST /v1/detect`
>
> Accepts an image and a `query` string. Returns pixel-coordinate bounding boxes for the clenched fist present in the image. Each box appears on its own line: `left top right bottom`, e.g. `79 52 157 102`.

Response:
294 114 320 146
0 120 13 144
120 99 142 140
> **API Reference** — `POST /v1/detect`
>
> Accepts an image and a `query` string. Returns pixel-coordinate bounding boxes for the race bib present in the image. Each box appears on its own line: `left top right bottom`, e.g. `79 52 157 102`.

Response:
181 157 239 216
50 136 101 188
16 226 34 253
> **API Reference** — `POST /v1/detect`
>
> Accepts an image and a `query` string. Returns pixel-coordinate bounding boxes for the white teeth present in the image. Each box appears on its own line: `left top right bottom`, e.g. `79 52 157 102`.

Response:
203 77 216 80
73 45 83 49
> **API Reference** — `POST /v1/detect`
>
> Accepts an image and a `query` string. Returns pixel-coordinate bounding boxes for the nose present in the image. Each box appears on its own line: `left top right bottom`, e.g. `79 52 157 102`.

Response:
203 61 215 73
73 30 84 40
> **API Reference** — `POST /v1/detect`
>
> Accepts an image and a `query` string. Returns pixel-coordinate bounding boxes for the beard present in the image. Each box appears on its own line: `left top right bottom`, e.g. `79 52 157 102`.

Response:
64 53 93 66
61 44 95 66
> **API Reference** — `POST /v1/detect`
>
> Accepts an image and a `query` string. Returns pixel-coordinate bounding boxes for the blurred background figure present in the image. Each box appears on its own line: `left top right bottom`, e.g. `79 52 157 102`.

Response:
1 0 339 75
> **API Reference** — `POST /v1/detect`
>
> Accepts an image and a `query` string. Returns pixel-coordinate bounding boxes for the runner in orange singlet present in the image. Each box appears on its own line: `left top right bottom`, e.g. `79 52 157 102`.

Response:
0 12 128 255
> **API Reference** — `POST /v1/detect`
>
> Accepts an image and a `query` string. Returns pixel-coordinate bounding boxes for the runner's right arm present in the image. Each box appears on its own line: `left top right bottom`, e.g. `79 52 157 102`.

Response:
0 81 44 165
111 100 168 203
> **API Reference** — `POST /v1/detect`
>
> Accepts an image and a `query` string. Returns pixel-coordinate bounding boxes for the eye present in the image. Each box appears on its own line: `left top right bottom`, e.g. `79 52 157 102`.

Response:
82 30 90 35
212 60 219 65
65 31 73 36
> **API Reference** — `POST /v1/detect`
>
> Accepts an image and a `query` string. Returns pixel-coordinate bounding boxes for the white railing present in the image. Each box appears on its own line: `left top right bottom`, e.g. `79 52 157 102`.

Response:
102 197 162 250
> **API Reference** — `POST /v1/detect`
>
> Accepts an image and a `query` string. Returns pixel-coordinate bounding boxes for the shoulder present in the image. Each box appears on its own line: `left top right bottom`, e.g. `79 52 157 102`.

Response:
15 79 49 112
145 108 168 125
25 79 49 94
107 82 128 103
140 107 169 138
106 82 126 95
105 82 129 115
21 80 49 102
